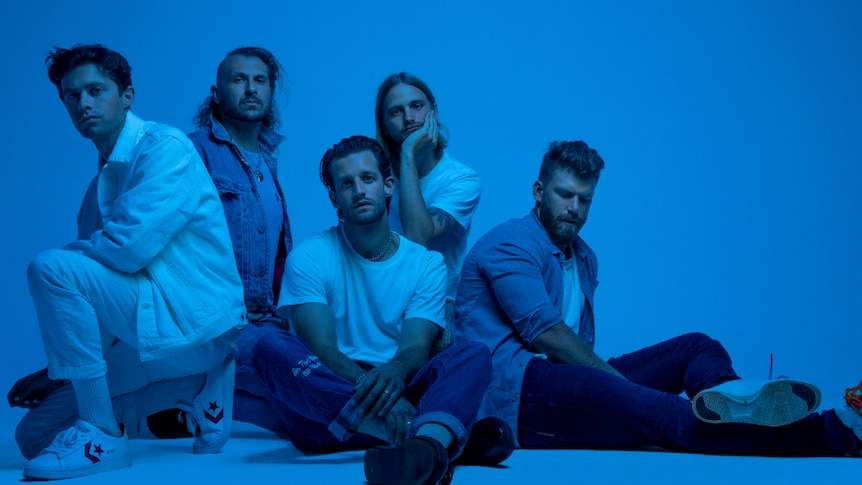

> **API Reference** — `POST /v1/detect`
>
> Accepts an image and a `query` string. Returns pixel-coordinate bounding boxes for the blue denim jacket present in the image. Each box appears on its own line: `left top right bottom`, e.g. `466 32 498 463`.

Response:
187 118 292 323
453 211 597 445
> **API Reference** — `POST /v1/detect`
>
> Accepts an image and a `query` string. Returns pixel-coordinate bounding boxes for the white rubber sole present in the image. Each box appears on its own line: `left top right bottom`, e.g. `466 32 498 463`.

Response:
692 379 821 426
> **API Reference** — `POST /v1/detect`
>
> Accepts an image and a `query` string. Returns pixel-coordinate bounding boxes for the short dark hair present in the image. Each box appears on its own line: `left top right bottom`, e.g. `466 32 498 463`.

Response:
194 46 286 130
375 72 448 162
538 141 605 183
320 136 391 191
320 136 392 218
46 44 132 100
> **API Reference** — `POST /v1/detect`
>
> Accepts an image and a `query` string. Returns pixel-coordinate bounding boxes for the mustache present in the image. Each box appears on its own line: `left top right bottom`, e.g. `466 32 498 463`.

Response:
557 215 582 225
400 123 422 137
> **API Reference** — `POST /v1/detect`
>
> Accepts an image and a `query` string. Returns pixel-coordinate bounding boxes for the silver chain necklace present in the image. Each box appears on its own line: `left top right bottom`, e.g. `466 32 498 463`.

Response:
229 141 266 182
251 147 265 182
366 231 394 262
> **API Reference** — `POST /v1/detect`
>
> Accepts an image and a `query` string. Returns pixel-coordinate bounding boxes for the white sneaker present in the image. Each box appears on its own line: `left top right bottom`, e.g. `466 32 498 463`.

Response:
23 418 131 480
692 379 821 426
179 356 235 454
835 381 862 443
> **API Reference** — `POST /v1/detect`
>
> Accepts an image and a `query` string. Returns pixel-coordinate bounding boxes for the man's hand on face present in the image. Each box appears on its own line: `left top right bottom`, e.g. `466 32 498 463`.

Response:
350 360 408 419
7 368 63 409
401 111 438 162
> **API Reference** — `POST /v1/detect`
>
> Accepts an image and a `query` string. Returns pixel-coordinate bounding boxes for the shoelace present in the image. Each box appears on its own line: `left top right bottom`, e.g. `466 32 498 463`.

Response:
845 382 862 416
181 410 198 435
44 424 88 454
175 404 202 436
768 352 788 381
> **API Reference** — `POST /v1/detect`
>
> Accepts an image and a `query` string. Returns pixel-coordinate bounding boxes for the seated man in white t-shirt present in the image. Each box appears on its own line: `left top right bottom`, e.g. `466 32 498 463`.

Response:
375 73 482 352
252 136 511 485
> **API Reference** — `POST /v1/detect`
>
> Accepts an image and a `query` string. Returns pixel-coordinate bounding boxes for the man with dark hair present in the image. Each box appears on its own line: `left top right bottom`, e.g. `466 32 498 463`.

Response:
146 46 293 438
253 135 512 485
9 44 246 479
375 73 481 353
454 140 862 457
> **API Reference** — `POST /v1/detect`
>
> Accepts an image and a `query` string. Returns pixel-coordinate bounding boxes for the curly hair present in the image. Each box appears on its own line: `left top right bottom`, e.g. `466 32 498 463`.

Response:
193 46 285 130
320 136 391 191
46 44 132 100
538 141 605 183
320 136 392 218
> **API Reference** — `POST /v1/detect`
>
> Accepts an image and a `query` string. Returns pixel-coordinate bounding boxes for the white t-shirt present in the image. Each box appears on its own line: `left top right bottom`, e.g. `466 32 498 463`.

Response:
278 225 447 365
389 152 481 300
561 256 585 335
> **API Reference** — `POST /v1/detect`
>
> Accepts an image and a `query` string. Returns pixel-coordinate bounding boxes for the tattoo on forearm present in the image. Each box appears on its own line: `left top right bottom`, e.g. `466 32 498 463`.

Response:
428 207 455 232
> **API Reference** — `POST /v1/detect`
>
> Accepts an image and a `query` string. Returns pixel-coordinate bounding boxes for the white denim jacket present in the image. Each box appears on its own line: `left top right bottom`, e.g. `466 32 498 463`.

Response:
66 112 247 361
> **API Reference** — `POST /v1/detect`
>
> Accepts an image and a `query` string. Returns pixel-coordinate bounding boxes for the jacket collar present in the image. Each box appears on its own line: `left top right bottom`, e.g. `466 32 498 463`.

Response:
209 115 284 157
104 111 144 165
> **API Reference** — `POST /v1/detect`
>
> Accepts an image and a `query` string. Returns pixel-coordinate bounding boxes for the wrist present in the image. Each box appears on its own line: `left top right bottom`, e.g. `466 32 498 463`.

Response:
390 359 407 380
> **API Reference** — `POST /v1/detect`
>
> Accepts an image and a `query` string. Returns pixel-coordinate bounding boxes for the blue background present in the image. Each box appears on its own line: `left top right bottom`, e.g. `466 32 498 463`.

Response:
1 0 859 435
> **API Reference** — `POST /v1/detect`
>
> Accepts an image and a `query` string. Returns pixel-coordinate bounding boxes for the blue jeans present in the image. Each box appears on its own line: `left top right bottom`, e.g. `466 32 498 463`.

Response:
518 332 858 456
252 331 490 456
231 321 290 437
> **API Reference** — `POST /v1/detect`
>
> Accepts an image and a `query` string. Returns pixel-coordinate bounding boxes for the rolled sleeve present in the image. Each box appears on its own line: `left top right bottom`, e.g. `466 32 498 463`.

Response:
478 240 563 347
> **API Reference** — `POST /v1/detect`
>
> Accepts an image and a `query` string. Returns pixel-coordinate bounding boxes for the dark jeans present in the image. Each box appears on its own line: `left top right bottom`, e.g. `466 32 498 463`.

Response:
253 331 490 456
518 332 858 456
231 321 290 437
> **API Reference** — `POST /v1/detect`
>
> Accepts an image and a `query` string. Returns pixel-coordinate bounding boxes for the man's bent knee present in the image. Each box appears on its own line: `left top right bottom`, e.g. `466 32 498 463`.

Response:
27 249 68 285
15 407 77 460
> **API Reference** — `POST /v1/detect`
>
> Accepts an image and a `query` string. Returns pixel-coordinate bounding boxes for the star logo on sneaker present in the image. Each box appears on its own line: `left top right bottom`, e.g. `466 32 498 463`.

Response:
205 401 224 424
83 442 101 464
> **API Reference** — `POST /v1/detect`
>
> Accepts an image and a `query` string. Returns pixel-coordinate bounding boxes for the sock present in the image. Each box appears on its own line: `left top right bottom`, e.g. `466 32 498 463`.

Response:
416 423 454 449
72 377 122 436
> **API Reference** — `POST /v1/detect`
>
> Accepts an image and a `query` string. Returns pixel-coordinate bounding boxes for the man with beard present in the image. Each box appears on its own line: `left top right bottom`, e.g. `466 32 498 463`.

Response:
453 140 862 457
252 136 512 485
375 73 481 354
146 46 293 438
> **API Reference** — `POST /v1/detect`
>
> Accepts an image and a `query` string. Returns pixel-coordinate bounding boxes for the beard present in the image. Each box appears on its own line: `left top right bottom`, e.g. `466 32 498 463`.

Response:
538 202 581 249
221 98 269 124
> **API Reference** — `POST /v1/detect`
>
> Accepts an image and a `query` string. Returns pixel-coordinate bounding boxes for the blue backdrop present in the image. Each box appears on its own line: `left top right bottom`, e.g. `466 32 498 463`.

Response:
1 0 859 432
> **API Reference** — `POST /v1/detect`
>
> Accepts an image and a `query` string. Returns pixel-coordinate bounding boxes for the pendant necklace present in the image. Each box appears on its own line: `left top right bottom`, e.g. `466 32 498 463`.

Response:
229 140 266 183
252 145 265 182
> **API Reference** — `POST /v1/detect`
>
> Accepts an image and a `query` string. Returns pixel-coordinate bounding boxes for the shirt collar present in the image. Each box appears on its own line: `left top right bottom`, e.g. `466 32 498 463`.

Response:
101 110 144 167
209 115 285 155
